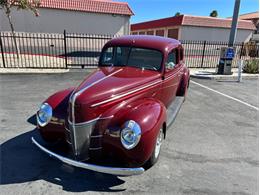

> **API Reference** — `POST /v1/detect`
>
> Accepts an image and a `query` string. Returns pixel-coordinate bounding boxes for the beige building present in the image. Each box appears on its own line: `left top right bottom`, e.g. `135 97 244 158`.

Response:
131 15 256 43
0 0 134 36
237 11 259 42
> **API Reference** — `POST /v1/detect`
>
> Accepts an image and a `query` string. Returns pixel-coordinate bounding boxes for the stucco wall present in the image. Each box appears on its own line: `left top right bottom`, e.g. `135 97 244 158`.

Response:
131 26 181 39
0 8 130 35
180 26 253 42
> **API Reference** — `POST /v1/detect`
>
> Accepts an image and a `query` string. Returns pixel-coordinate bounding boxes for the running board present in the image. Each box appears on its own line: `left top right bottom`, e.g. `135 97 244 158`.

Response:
166 97 184 128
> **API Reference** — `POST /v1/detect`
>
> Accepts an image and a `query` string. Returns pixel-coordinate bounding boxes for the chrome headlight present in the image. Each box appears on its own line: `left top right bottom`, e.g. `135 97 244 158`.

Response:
36 103 52 127
121 120 141 150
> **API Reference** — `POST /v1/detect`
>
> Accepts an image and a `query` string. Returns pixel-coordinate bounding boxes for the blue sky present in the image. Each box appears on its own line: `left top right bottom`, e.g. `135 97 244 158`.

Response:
117 0 259 24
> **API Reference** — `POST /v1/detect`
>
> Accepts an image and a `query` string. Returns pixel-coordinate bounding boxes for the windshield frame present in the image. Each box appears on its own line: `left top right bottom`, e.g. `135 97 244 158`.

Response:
98 45 164 72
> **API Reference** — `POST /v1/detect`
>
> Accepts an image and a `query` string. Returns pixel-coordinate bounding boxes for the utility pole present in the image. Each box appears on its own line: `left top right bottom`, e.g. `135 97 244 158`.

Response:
228 0 244 82
228 0 241 46
217 0 241 75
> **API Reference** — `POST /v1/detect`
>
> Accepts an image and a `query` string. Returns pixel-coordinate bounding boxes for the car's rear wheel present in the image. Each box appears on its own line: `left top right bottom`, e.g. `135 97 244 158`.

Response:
144 127 163 169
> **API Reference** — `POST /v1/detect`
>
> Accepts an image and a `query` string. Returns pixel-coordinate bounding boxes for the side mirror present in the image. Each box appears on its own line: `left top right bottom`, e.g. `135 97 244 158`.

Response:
167 62 176 69
94 56 100 63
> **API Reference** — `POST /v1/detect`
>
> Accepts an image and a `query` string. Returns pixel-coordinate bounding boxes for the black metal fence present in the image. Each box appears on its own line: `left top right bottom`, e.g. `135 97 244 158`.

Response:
0 32 66 69
181 40 259 68
0 31 258 69
0 31 114 69
65 32 113 68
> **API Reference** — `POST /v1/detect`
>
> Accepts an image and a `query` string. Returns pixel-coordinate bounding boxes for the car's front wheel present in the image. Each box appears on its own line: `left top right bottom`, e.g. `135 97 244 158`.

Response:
144 127 163 169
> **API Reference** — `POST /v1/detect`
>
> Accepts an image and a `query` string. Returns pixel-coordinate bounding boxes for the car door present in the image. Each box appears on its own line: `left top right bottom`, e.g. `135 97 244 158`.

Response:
161 48 182 107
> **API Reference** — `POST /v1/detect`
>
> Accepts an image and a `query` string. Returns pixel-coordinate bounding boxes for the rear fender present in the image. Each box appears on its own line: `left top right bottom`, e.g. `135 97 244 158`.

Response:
177 66 190 96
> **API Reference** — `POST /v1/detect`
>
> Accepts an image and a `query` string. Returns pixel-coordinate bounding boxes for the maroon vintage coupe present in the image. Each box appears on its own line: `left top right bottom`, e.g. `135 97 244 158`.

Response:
32 35 190 176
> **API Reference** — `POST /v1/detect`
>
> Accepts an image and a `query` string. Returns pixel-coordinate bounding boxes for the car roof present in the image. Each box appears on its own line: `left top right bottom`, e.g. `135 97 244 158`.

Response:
104 35 181 53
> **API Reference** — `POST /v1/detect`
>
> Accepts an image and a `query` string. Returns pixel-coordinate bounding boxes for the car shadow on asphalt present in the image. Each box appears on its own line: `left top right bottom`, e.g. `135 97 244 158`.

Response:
0 129 126 192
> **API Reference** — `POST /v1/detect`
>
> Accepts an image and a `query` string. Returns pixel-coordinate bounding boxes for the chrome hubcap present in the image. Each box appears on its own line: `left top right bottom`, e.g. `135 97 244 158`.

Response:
154 128 163 159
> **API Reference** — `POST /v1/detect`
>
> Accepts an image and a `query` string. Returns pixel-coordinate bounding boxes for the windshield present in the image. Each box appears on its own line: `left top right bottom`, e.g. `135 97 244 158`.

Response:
99 46 163 71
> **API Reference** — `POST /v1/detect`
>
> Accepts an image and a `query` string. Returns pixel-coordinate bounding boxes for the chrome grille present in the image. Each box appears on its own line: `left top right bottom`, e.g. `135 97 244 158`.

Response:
68 90 96 161
67 121 95 161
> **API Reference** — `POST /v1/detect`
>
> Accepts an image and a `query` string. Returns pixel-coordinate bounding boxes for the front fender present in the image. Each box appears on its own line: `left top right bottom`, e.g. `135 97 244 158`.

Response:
100 98 167 166
38 87 74 142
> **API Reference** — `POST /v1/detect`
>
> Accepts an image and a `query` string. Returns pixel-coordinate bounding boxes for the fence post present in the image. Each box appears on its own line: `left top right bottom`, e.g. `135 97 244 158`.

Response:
63 30 68 69
201 40 207 68
0 33 6 68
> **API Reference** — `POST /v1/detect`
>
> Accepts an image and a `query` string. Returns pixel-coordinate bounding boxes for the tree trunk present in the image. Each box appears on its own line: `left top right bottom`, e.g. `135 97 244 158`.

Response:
7 13 20 59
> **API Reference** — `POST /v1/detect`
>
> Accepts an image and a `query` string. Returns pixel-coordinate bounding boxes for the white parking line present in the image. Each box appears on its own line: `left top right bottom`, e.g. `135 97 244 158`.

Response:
190 80 259 111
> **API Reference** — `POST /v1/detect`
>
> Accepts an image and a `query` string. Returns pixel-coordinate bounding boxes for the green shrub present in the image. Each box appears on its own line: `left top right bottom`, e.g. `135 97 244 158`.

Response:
243 59 259 74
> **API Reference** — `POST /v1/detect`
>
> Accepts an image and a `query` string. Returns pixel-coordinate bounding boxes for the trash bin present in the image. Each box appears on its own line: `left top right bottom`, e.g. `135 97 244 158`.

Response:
217 59 232 75
217 47 235 75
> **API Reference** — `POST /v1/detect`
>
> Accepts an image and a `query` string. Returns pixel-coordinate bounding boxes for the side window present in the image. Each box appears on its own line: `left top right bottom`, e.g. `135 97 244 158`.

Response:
101 47 130 66
166 49 178 70
102 47 113 64
114 47 130 66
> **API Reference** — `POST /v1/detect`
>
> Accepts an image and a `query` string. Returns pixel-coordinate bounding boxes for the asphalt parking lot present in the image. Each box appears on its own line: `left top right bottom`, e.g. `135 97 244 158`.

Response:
0 71 258 195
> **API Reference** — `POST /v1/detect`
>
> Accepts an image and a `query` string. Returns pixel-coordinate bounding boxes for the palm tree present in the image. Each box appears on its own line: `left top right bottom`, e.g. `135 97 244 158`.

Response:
210 10 218 17
175 12 181 17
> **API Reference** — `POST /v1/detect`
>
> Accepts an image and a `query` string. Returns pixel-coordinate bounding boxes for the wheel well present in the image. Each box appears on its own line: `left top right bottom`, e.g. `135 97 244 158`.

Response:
163 122 167 139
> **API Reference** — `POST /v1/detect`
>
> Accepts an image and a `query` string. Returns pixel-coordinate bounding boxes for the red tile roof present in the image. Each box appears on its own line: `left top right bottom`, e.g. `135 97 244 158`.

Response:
39 0 134 16
131 15 256 31
238 11 259 20
182 15 256 29
227 12 259 20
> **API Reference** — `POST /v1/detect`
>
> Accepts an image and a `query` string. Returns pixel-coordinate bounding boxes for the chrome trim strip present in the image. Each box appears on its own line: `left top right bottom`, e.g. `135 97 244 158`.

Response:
67 115 113 127
68 117 99 127
160 83 179 90
70 93 79 155
32 137 144 176
69 69 123 103
89 147 102 150
164 68 182 81
50 121 64 125
66 139 72 145
90 68 182 108
91 135 103 138
91 80 162 107
65 127 70 132
99 115 114 120
69 69 122 156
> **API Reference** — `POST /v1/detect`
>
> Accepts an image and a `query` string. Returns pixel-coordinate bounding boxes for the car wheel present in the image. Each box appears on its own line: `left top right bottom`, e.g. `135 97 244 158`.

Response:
144 127 163 169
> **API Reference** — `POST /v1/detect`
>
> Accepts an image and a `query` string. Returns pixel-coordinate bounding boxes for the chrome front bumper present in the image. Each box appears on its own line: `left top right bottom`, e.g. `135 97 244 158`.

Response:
31 137 144 176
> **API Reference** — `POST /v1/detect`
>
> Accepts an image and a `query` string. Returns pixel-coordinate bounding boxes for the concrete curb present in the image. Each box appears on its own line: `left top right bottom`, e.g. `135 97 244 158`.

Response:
190 74 258 80
190 68 259 80
0 68 70 74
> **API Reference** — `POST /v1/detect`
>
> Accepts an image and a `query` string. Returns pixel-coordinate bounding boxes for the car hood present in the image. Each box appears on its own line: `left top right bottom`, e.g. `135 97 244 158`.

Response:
74 66 161 106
